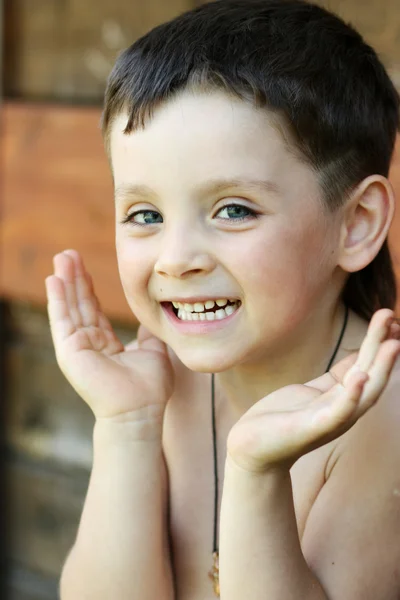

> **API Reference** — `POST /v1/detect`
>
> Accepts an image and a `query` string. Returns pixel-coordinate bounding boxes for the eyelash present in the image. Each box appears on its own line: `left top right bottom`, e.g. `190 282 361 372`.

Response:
120 203 259 227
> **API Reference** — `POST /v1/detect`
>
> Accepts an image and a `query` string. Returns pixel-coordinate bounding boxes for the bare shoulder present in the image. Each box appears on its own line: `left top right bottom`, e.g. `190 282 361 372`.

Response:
300 362 400 598
337 352 400 467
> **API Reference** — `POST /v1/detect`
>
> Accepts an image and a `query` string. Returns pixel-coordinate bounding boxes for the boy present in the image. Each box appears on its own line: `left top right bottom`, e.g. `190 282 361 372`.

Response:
46 1 400 598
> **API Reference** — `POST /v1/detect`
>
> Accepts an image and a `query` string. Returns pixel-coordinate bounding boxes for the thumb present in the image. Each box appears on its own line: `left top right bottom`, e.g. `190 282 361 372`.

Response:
137 324 168 355
306 351 358 393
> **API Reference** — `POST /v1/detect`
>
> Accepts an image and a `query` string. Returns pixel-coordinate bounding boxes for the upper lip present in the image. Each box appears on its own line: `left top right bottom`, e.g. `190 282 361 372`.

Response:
160 296 239 303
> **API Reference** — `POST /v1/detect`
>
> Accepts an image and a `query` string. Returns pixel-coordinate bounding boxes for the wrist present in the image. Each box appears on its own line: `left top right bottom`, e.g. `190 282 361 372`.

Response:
94 407 164 445
224 453 291 497
225 451 290 478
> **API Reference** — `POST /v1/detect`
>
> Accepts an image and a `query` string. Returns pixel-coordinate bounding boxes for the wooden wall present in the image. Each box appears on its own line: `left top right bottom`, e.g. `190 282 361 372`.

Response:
2 3 196 599
4 302 136 600
2 102 400 324
2 1 400 599
2 0 400 322
1 102 127 322
3 0 193 102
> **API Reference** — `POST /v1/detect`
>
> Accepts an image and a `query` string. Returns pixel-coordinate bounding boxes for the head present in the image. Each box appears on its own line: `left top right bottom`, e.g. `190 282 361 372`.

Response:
102 0 399 371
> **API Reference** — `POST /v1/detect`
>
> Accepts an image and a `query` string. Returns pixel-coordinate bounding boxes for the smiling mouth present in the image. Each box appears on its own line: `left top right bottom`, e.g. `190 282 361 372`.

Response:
164 300 241 321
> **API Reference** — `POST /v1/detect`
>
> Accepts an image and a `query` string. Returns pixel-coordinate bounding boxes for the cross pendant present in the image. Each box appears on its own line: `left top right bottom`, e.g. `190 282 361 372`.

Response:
208 551 220 597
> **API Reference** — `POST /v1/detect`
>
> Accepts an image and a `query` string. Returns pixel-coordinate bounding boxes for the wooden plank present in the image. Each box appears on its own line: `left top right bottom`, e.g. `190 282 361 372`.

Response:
6 563 59 600
1 101 133 322
4 0 400 102
314 0 400 68
6 454 89 579
3 0 194 101
5 302 136 470
2 101 400 320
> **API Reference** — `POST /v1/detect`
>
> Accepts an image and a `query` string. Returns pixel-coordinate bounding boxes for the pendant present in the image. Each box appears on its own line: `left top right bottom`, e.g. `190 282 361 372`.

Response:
208 551 220 597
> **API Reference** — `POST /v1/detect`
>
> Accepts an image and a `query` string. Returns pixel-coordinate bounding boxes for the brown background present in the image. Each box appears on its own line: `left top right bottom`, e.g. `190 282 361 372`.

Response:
2 0 400 322
1 2 400 599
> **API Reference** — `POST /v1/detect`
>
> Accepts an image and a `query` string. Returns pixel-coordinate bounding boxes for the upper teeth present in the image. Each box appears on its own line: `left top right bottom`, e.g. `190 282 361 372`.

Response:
172 298 233 312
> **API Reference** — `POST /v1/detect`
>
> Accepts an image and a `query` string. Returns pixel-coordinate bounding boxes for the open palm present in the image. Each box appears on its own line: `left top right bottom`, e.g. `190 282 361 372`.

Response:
227 309 400 472
46 250 174 422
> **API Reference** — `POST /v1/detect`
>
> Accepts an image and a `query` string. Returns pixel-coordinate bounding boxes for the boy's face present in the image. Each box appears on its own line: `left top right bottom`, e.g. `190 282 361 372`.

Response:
110 89 342 372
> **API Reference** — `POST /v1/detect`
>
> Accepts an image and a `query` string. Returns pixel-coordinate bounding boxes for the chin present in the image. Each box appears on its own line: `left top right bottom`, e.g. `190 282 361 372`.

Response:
172 348 240 373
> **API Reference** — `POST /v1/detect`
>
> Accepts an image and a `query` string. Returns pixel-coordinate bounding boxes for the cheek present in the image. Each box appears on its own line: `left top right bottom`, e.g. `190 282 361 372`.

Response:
233 222 333 305
116 238 152 307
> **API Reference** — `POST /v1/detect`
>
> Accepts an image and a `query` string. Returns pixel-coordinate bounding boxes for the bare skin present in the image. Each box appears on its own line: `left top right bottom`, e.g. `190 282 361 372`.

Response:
163 310 400 599
48 249 400 599
47 250 175 600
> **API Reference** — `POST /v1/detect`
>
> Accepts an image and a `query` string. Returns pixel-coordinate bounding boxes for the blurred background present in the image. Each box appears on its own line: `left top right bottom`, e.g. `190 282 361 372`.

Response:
1 1 400 599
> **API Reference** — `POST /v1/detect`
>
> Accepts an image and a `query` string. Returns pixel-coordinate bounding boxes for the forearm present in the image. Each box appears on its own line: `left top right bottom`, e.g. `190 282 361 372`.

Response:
60 418 173 600
219 457 327 600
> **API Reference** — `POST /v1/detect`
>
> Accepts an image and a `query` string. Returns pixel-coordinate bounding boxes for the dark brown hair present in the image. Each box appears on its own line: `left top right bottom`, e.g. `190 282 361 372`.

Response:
102 0 400 321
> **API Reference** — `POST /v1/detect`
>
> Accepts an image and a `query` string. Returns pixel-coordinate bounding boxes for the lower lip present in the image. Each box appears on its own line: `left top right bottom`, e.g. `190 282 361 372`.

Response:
161 302 241 334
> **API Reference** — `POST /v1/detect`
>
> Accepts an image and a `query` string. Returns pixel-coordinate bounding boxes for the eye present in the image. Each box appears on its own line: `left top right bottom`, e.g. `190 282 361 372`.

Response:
215 203 258 222
120 210 162 226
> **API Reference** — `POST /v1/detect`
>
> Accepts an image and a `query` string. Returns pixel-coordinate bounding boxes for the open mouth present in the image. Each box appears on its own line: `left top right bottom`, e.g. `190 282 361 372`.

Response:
163 299 241 321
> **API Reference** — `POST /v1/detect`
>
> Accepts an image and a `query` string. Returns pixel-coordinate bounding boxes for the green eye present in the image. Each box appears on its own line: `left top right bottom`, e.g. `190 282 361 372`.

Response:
216 204 257 221
121 210 163 226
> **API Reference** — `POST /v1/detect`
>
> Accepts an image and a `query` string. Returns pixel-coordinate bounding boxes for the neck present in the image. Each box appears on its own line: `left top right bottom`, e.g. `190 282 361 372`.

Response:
216 301 353 419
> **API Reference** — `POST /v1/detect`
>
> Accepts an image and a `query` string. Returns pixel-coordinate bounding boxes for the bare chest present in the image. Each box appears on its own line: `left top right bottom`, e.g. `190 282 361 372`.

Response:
162 371 334 600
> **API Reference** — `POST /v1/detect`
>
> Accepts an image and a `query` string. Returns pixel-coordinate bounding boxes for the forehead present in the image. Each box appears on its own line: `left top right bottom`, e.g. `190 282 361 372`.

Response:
109 89 318 202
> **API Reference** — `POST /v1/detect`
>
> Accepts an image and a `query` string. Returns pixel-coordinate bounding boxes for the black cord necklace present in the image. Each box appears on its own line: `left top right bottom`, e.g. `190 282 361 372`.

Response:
208 304 349 597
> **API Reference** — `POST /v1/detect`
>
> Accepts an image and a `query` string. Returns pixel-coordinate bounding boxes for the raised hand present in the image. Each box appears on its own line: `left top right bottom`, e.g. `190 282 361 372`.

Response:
45 250 175 425
227 309 400 473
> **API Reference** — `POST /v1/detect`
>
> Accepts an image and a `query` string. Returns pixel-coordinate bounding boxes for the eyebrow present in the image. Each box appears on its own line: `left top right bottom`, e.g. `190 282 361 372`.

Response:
114 177 281 201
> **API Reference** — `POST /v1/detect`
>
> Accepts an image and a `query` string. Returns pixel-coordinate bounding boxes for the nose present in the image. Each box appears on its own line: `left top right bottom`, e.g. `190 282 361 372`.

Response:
154 225 215 278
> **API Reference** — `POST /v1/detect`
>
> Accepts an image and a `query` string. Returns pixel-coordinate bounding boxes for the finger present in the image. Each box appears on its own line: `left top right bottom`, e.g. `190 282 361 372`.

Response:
82 267 117 335
82 263 120 340
97 312 124 352
343 309 394 386
53 251 82 327
125 338 139 351
100 327 125 355
84 268 124 347
140 336 168 354
85 271 103 314
309 370 369 436
85 270 97 304
137 324 167 354
353 309 393 371
306 352 358 393
79 263 122 347
357 339 400 412
45 275 76 344
389 321 400 340
326 310 395 389
137 324 153 344
97 309 117 334
63 250 98 327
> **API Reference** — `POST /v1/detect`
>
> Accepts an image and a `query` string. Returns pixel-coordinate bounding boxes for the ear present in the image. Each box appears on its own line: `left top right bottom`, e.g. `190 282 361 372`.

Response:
338 175 395 273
